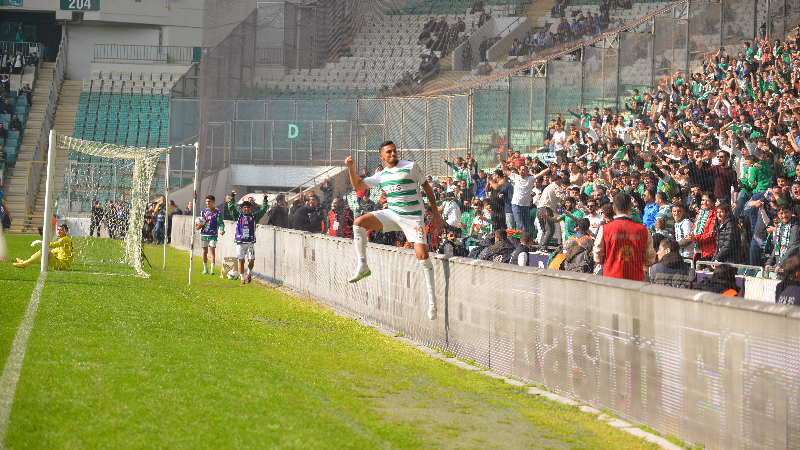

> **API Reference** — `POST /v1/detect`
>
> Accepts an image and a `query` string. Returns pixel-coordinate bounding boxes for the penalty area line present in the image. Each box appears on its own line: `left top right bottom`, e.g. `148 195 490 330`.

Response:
0 271 47 449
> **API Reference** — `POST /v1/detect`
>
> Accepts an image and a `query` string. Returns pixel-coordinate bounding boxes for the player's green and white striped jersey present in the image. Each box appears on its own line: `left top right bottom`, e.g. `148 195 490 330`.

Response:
363 160 425 217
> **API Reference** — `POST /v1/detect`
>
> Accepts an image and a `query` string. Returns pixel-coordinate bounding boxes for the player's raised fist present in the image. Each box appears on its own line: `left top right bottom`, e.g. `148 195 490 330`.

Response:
344 156 355 168
231 190 237 196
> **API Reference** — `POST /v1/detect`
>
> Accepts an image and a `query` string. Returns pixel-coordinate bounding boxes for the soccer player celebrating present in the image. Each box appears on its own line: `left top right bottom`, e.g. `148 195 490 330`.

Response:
13 223 74 270
228 191 268 285
197 194 225 275
345 141 443 320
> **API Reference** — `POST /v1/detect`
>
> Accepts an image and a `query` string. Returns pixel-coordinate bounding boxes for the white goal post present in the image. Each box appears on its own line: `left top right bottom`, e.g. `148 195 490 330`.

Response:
41 130 167 277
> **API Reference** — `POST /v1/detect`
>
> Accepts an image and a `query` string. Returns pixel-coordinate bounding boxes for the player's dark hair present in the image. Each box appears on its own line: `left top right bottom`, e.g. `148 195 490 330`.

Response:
206 195 215 201
577 218 590 233
613 191 633 214
59 223 69 232
660 237 679 253
379 140 395 151
241 201 252 208
520 231 534 246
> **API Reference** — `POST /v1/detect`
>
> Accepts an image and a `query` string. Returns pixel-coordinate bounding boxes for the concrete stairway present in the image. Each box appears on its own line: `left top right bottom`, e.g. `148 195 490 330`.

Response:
522 0 557 30
27 80 83 231
4 62 55 234
53 80 80 138
423 70 470 93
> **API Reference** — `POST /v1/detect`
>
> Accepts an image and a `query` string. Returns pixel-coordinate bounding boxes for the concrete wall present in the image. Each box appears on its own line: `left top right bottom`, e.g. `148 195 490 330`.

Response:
170 215 800 450
66 24 201 79
3 0 203 79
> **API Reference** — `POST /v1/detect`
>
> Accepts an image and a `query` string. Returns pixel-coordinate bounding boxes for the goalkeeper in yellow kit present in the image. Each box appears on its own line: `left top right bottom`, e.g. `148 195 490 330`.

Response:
13 223 74 270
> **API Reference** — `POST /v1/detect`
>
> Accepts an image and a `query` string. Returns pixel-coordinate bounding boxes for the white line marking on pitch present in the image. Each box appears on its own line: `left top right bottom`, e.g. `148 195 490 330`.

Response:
0 271 47 449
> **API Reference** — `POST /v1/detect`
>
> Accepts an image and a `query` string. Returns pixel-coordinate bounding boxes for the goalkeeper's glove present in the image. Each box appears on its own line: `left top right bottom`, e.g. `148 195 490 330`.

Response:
31 240 42 247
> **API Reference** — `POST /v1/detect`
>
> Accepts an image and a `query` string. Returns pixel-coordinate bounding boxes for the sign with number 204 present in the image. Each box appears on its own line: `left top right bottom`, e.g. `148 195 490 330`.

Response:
60 0 99 11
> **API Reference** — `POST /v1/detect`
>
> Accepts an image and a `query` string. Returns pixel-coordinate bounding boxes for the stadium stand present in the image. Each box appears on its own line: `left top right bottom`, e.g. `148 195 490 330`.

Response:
0 67 35 166
387 0 522 16
257 5 516 98
72 71 175 148
58 71 175 213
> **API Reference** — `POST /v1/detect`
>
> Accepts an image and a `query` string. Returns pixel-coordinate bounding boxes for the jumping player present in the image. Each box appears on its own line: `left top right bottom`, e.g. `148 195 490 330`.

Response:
228 191 268 285
345 141 443 320
197 194 225 275
13 223 74 270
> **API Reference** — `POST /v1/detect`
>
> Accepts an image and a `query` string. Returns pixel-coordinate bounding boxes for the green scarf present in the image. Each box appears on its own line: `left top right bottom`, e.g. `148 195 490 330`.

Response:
694 209 711 235
774 222 794 263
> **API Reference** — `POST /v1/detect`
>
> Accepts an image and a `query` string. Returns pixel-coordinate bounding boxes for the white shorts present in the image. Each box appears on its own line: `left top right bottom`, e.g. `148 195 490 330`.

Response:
372 209 427 245
200 238 217 248
236 243 255 260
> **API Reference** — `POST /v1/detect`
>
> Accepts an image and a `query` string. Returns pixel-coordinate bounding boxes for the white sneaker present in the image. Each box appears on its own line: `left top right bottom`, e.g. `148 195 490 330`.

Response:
348 267 372 283
427 298 438 320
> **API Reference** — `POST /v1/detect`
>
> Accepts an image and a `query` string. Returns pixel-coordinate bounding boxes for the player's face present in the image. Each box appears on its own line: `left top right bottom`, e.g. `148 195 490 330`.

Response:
206 199 214 209
241 204 252 214
57 226 67 238
380 144 399 166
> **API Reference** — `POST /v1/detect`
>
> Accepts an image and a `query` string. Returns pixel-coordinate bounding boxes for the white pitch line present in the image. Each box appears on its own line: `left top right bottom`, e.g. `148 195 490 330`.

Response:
0 271 47 449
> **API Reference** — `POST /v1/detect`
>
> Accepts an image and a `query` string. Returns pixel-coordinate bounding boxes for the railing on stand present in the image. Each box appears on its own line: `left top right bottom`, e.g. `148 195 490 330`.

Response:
0 40 43 56
23 28 67 230
279 165 346 202
93 44 201 63
694 260 770 278
20 161 46 230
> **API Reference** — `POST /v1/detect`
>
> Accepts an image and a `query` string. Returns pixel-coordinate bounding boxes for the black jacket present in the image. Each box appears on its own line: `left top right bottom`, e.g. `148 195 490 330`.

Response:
267 205 288 229
691 277 739 295
713 217 746 264
307 206 327 233
288 204 312 231
320 182 333 208
765 219 800 268
775 278 800 305
649 252 696 288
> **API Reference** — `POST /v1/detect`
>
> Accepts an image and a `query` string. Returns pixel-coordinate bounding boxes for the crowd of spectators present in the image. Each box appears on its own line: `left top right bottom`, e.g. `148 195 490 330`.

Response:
499 0 629 65
89 196 130 240
285 36 800 302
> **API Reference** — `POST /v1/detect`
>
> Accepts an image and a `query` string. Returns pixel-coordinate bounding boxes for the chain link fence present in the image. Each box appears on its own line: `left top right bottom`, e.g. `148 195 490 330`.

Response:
177 0 799 179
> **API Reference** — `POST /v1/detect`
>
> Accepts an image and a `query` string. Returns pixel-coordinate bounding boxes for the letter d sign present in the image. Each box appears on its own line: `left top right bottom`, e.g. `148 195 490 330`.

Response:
287 123 300 140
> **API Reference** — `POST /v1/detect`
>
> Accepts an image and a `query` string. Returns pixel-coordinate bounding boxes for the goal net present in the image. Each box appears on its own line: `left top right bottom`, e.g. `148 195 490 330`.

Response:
50 132 165 277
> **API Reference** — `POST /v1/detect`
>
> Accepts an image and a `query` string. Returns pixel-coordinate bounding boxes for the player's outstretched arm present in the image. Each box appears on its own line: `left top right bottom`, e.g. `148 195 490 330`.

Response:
254 194 269 222
228 191 240 221
422 181 443 232
345 156 369 191
497 154 512 177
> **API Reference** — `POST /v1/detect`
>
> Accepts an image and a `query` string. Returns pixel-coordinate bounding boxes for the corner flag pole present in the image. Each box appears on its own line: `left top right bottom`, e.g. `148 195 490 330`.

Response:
41 130 57 273
188 142 200 286
163 148 170 269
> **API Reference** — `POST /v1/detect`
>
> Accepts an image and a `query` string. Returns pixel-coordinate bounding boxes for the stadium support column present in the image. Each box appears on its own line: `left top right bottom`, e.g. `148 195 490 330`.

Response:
506 75 512 153
467 89 473 156
163 148 170 269
685 3 691 77
188 142 200 286
41 130 57 273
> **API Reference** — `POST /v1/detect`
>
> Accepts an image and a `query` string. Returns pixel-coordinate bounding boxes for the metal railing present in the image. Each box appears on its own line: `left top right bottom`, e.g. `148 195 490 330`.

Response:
21 161 46 228
0 40 43 56
93 44 199 63
22 29 67 229
694 260 769 278
279 165 346 202
255 45 284 66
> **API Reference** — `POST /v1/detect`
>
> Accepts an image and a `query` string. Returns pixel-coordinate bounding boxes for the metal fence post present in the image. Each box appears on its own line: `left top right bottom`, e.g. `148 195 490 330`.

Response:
506 75 512 152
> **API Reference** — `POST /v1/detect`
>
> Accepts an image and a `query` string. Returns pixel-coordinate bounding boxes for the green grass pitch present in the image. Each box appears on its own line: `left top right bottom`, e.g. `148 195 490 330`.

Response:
0 235 659 449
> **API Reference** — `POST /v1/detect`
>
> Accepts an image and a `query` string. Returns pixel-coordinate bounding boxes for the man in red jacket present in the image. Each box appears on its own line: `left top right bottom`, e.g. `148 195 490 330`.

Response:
689 191 718 262
593 192 655 281
328 197 353 238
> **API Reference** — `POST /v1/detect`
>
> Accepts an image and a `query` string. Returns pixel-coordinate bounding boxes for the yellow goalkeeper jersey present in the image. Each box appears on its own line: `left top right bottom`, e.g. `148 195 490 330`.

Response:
50 236 74 265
